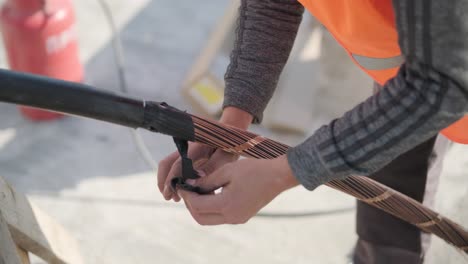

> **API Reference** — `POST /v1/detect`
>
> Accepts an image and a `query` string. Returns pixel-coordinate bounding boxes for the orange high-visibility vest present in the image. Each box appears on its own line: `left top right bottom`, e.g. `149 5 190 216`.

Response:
299 0 468 144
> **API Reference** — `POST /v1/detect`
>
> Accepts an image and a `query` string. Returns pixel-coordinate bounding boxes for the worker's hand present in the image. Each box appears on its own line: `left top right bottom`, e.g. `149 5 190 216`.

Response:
157 107 253 202
158 144 239 202
177 155 300 225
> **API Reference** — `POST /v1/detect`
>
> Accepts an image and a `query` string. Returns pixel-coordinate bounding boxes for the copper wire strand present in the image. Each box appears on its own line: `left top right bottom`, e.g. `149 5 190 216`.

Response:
195 118 245 144
362 178 419 221
362 177 428 222
194 119 275 159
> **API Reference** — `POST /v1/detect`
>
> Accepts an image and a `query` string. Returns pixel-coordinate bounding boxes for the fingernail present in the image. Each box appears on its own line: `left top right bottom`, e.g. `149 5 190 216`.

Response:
163 186 170 199
196 169 206 177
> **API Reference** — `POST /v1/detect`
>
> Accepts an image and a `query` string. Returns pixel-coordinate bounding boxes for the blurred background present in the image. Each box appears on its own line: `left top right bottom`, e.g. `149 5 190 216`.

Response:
0 0 467 263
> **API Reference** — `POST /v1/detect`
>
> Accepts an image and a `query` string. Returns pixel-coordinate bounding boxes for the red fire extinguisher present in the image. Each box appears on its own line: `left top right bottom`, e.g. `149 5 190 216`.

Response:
0 0 83 121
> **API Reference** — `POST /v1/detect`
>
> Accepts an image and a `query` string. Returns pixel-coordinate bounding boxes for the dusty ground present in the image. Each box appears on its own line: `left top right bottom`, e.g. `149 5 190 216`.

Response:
0 1 467 263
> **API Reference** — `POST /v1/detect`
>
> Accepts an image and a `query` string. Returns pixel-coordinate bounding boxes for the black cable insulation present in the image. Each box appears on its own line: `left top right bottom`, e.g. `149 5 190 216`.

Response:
0 69 145 128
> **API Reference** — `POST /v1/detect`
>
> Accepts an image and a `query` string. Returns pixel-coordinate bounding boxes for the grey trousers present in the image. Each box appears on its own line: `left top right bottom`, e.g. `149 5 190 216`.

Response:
353 135 450 264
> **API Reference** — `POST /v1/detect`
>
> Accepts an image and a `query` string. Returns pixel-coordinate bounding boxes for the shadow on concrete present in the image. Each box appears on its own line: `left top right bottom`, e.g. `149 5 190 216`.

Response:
0 0 228 193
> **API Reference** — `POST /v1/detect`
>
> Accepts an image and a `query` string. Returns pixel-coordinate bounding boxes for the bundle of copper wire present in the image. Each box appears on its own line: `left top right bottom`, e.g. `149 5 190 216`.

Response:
191 115 468 254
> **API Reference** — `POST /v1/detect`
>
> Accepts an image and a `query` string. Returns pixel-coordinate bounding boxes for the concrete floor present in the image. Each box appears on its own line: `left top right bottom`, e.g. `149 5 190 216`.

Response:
0 1 467 263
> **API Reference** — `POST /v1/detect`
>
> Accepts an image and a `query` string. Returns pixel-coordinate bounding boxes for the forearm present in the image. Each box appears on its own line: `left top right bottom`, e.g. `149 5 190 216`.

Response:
223 0 304 123
287 0 468 190
220 106 253 129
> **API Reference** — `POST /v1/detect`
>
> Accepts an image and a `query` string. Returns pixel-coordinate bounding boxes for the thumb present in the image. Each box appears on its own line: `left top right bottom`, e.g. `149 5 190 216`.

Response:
192 164 231 192
196 149 238 177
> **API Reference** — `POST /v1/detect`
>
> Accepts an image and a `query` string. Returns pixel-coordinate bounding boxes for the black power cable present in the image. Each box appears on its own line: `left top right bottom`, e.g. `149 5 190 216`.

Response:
96 0 354 218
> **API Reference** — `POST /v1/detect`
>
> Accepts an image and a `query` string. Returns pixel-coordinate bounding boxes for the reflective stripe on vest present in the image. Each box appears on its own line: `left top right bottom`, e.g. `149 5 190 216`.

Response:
352 54 404 70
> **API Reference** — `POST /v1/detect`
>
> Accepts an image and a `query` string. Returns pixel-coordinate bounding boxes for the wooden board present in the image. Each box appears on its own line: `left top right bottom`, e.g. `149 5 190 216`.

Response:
0 176 83 264
182 0 239 88
184 72 225 116
15 246 30 264
0 210 23 264
182 0 239 116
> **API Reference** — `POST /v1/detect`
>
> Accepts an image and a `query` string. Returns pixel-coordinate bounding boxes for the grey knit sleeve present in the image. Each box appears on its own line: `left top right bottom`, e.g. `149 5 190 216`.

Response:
223 0 304 123
287 0 468 190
